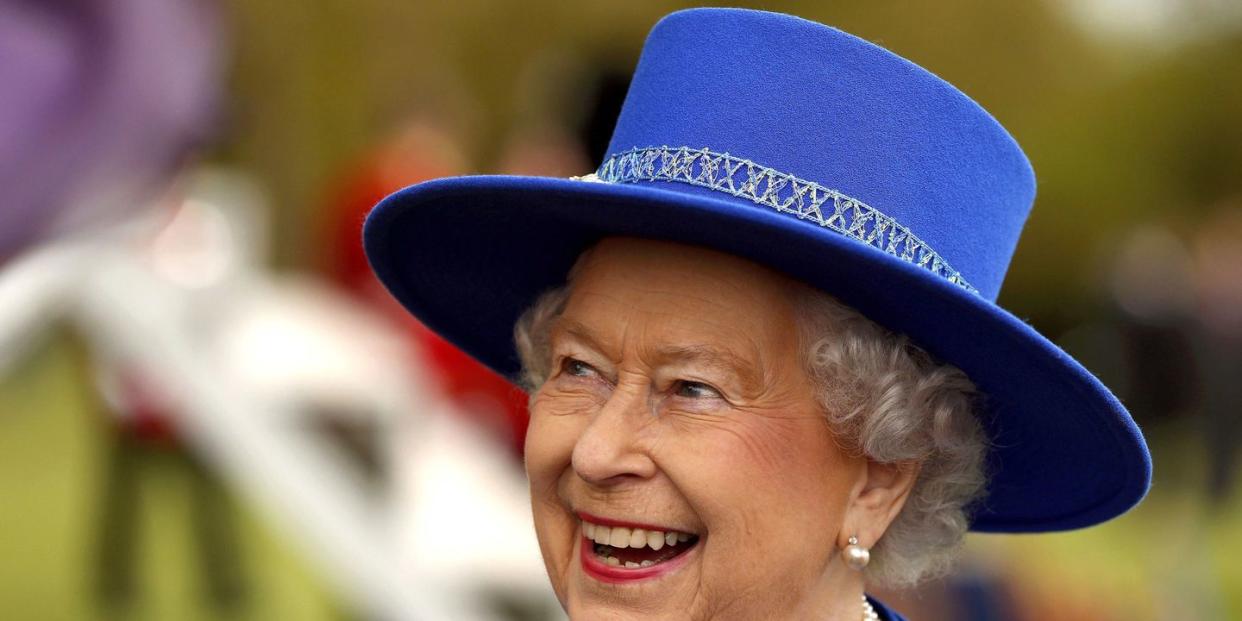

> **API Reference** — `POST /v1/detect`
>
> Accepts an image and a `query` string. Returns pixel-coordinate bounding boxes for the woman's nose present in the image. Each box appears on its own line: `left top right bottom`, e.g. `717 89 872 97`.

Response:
571 381 657 485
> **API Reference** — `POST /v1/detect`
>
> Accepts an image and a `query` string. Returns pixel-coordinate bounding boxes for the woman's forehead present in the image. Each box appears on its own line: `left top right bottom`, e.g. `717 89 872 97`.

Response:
557 238 801 359
573 238 796 301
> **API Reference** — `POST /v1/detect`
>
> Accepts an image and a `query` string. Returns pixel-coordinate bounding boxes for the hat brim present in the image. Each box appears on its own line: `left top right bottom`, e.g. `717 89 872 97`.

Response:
363 174 1151 532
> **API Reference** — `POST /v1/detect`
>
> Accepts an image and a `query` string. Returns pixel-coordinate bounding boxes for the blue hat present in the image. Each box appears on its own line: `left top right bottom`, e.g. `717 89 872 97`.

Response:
364 8 1151 532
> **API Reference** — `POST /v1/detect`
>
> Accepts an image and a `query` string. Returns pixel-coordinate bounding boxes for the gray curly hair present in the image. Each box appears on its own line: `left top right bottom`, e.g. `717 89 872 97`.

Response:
512 253 989 588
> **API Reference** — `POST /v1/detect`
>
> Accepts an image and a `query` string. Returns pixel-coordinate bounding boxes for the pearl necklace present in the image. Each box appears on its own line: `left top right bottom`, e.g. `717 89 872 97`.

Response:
861 595 880 620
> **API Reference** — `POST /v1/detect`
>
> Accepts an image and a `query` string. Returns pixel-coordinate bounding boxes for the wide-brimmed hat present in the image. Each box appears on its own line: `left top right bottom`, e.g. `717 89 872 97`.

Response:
364 7 1151 532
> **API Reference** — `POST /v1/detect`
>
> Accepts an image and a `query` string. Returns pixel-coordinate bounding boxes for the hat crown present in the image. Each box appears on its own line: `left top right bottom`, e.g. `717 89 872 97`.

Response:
602 8 1036 301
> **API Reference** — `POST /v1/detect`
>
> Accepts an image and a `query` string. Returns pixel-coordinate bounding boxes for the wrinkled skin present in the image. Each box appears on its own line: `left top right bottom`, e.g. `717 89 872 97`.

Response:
525 238 918 620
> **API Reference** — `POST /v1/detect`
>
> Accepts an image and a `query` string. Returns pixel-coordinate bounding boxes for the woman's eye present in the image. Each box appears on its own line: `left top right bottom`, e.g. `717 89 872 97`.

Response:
673 380 722 399
564 358 598 378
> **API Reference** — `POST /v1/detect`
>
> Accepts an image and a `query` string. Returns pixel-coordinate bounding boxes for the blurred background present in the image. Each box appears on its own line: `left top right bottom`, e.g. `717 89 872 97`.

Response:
1 0 1240 619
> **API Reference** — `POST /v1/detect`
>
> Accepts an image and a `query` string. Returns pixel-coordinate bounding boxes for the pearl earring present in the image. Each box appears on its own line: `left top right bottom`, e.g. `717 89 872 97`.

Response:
842 535 870 570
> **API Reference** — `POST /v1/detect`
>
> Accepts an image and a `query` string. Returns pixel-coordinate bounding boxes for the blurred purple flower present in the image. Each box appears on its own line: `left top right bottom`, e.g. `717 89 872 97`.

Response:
0 0 222 262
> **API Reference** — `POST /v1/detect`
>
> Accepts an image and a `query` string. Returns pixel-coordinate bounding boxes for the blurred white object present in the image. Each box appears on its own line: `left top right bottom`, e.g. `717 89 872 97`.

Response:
0 242 87 372
212 276 419 420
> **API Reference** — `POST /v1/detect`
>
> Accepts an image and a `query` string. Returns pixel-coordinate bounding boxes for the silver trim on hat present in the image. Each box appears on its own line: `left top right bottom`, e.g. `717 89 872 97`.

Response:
576 145 977 295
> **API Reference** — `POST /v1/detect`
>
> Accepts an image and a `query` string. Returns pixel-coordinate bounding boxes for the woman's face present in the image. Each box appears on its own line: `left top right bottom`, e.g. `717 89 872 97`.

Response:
525 238 869 620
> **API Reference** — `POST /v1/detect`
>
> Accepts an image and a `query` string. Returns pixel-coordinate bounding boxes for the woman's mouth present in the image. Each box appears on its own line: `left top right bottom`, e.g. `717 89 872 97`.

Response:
577 513 700 583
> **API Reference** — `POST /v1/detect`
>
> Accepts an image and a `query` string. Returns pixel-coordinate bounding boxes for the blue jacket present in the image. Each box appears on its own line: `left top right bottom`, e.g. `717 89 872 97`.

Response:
868 595 909 621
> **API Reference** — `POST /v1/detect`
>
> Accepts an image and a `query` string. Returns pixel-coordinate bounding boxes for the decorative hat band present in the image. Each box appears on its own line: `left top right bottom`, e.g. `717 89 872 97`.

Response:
573 146 978 295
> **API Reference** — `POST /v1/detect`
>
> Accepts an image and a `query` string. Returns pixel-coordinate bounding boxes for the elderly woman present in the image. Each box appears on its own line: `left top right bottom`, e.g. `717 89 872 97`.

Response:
364 8 1151 620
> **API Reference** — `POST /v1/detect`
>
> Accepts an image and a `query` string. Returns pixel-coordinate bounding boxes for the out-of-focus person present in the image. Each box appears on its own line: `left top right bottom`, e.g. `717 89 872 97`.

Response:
321 119 535 456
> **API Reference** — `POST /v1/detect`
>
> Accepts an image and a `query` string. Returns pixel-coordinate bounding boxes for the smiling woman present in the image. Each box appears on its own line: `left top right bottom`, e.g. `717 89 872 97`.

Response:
512 238 984 619
362 7 1151 620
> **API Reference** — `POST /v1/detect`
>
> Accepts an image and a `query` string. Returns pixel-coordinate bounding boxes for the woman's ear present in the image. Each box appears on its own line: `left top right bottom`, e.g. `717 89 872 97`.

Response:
841 459 921 549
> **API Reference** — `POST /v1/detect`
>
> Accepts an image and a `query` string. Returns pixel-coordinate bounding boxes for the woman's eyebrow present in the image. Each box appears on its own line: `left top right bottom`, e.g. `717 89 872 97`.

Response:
652 344 760 390
549 317 610 356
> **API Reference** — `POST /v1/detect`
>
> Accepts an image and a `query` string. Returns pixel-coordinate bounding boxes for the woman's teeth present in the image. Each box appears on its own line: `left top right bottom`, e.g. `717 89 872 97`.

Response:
582 520 692 550
581 519 696 569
